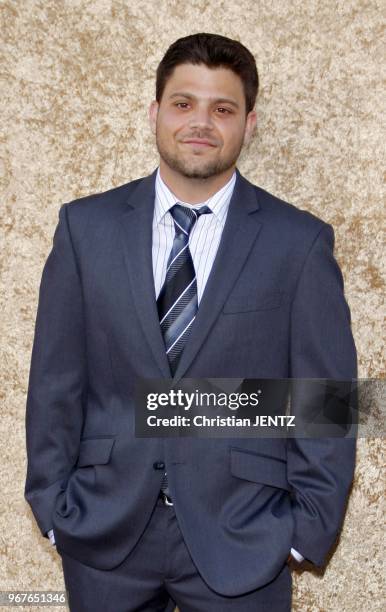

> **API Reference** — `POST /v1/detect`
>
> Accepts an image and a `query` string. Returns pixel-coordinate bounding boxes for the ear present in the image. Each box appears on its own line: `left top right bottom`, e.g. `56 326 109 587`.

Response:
243 110 257 146
149 100 159 135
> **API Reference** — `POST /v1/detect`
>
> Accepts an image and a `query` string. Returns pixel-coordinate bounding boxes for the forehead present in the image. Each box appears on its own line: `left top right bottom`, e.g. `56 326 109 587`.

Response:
162 63 244 102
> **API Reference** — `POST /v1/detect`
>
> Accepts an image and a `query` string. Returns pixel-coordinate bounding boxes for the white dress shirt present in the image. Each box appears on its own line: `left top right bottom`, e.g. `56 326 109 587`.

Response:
152 166 235 302
47 167 304 563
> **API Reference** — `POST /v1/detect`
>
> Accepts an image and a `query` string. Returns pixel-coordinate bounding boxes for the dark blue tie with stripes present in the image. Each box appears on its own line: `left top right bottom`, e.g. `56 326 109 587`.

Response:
157 203 212 376
157 203 212 497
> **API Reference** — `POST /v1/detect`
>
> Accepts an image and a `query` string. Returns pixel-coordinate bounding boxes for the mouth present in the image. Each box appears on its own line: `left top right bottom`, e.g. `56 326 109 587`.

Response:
181 139 217 148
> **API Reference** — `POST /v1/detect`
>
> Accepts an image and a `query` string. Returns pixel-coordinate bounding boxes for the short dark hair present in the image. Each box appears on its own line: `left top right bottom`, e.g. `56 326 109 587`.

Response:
156 33 259 114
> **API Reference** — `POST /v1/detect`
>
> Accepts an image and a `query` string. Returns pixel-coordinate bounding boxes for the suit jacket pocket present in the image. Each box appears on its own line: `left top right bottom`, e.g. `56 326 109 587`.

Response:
222 291 282 314
230 447 291 491
76 436 116 467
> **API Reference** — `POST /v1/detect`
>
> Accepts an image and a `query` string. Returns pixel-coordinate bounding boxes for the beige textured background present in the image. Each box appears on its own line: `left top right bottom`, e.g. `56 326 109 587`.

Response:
1 0 385 610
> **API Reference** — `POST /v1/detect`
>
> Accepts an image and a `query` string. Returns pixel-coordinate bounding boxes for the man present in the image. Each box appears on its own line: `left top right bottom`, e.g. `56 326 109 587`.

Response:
24 33 357 611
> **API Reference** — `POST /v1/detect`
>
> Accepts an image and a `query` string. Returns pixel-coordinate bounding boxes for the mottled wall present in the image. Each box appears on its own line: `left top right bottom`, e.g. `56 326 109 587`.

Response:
1 0 385 610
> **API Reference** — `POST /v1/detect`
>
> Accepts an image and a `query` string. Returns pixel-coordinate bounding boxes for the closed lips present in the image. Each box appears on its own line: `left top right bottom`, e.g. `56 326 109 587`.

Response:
183 139 216 146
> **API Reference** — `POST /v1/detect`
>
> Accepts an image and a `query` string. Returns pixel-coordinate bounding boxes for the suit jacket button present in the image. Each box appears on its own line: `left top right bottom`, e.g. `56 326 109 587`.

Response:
153 461 165 470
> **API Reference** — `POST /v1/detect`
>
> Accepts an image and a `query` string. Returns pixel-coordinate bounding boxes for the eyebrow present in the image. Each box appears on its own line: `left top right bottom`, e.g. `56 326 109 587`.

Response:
169 92 240 109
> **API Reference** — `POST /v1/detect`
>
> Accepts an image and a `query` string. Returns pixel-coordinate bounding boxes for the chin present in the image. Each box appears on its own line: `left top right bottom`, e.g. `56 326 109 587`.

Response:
183 169 218 179
169 158 221 180
158 144 233 180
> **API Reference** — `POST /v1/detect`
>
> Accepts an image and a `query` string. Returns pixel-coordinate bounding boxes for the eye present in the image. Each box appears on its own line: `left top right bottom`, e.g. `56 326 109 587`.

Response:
175 102 190 109
216 107 232 114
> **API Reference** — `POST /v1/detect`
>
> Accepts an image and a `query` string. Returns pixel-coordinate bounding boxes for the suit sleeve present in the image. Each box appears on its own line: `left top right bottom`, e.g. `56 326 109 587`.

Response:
287 223 357 567
24 203 87 537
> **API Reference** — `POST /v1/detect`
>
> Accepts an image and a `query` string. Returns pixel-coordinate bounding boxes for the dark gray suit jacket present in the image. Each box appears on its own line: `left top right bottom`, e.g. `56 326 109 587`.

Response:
25 168 357 596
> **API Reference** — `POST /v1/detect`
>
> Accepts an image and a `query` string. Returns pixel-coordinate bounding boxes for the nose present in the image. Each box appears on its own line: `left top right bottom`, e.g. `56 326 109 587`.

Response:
188 106 214 131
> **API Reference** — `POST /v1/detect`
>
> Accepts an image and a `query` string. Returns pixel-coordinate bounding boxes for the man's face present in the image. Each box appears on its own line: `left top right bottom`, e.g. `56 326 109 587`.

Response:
149 63 256 179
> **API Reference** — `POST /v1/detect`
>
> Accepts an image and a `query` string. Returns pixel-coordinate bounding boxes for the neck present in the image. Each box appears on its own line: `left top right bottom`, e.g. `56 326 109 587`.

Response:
159 160 235 204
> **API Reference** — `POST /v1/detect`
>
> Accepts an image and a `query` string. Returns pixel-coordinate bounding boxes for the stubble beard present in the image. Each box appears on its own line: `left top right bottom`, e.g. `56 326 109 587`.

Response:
155 131 244 180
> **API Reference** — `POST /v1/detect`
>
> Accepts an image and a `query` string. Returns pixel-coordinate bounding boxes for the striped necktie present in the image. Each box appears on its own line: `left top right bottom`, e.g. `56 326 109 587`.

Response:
157 203 212 498
157 203 212 376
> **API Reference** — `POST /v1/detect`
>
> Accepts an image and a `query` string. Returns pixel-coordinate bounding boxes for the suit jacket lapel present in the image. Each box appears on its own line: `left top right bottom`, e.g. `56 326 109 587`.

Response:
173 169 263 382
119 170 172 378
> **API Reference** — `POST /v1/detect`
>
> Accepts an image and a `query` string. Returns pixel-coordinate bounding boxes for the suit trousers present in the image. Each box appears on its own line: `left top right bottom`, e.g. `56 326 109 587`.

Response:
59 496 292 612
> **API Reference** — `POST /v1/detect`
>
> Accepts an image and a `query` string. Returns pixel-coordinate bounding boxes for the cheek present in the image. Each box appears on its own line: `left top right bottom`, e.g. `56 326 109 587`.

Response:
220 125 244 150
158 111 186 137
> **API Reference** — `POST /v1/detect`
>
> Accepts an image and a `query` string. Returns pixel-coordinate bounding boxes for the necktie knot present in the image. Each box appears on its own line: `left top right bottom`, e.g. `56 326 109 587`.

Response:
170 204 212 236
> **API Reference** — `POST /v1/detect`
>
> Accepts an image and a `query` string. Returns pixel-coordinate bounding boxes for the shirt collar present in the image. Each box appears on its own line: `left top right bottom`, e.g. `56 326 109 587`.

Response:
154 166 236 226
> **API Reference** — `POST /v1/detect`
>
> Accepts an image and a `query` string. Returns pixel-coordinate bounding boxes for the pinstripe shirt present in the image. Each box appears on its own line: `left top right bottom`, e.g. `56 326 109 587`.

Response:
152 167 236 303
